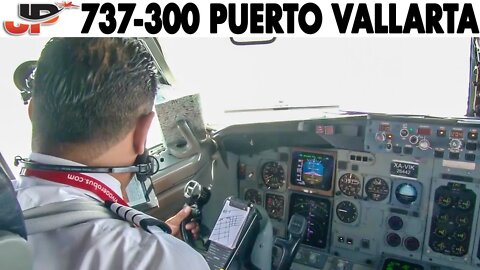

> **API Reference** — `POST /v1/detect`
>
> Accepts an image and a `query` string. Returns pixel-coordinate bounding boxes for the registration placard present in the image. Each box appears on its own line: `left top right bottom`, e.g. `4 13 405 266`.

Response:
390 160 419 179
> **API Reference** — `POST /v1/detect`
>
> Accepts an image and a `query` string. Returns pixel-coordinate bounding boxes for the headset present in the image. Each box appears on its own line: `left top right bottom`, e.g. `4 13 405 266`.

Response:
14 150 160 182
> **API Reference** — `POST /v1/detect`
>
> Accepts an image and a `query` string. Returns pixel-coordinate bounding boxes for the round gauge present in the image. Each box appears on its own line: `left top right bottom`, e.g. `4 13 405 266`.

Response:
437 213 450 223
404 237 420 251
431 241 447 253
456 215 469 226
265 194 284 220
451 244 467 256
386 233 401 247
262 161 285 189
388 216 403 231
336 201 358 224
434 227 448 238
338 173 362 197
244 189 262 205
365 178 390 201
453 230 467 242
436 195 452 208
456 198 472 211
395 183 418 204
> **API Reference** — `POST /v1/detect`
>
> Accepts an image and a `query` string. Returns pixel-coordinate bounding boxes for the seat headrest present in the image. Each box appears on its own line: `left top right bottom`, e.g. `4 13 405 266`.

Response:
0 167 27 239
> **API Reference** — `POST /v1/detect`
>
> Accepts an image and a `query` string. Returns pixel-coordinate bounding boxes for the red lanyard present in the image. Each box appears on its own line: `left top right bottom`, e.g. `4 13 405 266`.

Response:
23 169 128 206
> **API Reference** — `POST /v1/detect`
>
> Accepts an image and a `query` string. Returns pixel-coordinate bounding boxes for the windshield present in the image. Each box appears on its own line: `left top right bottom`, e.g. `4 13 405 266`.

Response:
158 38 471 127
0 38 472 175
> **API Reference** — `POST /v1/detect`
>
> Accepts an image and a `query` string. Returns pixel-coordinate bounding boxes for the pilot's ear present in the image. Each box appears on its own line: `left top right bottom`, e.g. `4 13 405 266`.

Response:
28 99 33 121
133 111 155 155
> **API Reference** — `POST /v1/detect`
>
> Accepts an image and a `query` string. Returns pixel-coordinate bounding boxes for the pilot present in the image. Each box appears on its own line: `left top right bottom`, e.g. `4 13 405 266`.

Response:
15 38 210 269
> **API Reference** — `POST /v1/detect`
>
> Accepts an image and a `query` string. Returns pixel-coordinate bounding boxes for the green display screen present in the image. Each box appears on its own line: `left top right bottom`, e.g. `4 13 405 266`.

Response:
382 258 423 270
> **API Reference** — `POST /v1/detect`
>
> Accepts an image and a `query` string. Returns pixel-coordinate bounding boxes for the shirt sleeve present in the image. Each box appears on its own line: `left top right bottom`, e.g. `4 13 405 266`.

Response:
86 219 210 270
132 231 210 270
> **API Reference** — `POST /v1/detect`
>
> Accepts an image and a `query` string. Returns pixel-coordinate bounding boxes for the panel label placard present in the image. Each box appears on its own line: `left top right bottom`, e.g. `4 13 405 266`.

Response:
390 160 419 179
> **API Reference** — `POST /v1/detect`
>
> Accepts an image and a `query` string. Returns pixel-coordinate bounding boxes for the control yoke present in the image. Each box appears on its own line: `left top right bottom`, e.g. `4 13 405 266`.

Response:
181 180 210 245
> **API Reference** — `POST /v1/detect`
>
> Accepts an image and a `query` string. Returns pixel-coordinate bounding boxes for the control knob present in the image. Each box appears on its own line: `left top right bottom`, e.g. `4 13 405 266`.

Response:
449 139 462 151
409 135 419 145
418 139 431 151
375 132 386 142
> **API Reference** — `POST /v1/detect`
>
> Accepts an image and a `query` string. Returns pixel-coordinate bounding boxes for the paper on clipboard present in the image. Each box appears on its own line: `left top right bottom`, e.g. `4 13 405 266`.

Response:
209 200 250 249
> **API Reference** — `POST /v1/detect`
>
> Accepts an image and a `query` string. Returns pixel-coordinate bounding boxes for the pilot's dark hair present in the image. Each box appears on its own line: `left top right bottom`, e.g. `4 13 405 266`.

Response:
32 38 158 155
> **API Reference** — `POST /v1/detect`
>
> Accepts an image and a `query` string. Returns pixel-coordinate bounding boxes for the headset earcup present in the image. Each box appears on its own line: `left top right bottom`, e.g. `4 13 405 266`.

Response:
134 151 149 182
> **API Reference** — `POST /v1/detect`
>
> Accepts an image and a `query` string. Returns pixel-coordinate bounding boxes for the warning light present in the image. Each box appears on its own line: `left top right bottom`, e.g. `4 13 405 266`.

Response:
468 131 478 140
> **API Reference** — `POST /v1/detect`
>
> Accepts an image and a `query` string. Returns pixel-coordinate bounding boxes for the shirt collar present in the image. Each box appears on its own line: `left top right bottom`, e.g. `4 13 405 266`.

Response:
26 152 124 201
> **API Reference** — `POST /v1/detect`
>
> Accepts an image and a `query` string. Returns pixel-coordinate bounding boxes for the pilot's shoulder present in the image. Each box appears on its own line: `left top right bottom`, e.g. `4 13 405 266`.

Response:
88 218 209 269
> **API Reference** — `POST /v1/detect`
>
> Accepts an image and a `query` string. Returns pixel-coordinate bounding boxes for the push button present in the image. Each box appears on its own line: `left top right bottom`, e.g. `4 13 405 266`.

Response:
465 153 476 162
361 239 370 249
338 161 348 170
449 152 460 160
466 142 477 151
393 145 402 154
434 149 444 158
403 146 413 155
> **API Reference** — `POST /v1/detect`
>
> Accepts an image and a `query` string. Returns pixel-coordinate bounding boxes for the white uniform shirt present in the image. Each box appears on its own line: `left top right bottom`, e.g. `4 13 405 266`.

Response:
16 153 210 270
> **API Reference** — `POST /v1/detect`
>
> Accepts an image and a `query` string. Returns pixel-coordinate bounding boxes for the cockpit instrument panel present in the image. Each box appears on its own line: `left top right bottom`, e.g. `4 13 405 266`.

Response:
290 149 336 196
233 115 480 270
289 193 331 249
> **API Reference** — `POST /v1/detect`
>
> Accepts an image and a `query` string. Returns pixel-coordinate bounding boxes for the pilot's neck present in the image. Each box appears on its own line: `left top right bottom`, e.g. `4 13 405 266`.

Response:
34 139 137 200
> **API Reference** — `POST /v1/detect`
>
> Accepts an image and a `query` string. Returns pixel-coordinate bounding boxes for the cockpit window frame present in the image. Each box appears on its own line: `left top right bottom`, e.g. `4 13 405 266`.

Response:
140 38 176 86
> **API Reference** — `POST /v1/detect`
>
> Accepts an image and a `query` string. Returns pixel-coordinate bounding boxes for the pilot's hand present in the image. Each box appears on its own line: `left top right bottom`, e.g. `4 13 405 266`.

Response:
165 206 200 240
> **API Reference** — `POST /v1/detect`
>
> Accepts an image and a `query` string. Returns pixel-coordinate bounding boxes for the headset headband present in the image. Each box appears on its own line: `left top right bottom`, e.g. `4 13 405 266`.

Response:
14 155 160 182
